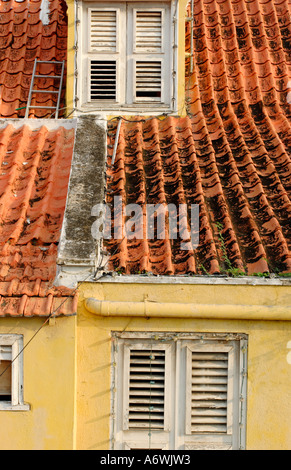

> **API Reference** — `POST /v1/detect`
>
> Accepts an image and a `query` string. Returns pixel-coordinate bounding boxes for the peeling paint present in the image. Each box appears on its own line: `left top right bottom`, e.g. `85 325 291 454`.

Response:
40 0 50 25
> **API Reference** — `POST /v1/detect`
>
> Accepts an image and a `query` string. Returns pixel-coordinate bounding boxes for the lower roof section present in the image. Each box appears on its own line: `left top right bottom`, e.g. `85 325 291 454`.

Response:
0 118 77 317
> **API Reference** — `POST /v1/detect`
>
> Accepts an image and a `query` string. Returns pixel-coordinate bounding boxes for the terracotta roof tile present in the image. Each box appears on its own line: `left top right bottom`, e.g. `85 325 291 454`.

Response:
0 120 77 317
105 0 291 276
0 0 67 119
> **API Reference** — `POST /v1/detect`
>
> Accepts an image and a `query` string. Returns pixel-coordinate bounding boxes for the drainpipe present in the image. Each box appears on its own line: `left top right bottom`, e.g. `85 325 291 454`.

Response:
84 298 291 321
190 0 194 74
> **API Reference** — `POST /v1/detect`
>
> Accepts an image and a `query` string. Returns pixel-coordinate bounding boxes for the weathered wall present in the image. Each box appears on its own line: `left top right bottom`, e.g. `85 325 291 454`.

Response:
76 279 291 450
0 316 76 450
56 115 107 287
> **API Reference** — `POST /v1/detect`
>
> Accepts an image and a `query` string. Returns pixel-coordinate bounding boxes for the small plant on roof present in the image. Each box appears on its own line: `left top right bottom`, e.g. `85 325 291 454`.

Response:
215 221 245 277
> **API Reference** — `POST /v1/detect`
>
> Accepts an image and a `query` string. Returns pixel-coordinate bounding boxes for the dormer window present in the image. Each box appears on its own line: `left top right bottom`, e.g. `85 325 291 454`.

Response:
77 1 176 113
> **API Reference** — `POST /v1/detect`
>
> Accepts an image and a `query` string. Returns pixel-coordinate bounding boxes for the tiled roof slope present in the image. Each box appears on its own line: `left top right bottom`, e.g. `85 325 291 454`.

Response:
0 0 67 119
106 0 291 276
0 120 77 316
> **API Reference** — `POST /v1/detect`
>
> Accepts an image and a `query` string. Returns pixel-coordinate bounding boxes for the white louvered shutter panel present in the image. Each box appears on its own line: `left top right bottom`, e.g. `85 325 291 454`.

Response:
90 60 117 101
127 5 168 103
88 8 124 102
135 61 162 101
127 349 165 430
122 342 172 435
185 343 237 445
190 350 229 433
135 11 162 52
134 9 163 101
90 10 117 52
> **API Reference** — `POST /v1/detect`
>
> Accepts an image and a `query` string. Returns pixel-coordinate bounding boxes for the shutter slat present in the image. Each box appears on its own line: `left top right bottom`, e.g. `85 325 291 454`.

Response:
129 406 164 412
192 369 228 376
129 389 164 396
192 377 227 384
191 392 227 400
128 349 165 430
191 416 227 424
129 397 164 404
128 422 164 429
191 424 226 433
192 400 227 408
192 353 228 361
192 408 227 417
192 361 228 369
191 351 229 434
130 366 165 373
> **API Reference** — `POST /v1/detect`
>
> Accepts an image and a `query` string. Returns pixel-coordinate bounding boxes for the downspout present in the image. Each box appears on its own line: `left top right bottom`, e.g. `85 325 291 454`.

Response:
172 0 178 111
74 0 79 110
190 0 194 74
84 298 291 321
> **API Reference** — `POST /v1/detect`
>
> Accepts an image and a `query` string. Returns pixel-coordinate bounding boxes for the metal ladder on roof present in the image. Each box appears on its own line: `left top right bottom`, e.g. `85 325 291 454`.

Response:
25 58 65 119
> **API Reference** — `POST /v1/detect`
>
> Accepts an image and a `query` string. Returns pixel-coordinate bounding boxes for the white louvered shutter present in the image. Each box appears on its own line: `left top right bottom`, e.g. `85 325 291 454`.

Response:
87 7 125 103
90 60 117 101
127 349 165 429
185 343 239 449
133 8 163 101
189 349 229 433
126 4 171 105
135 61 162 101
123 343 171 433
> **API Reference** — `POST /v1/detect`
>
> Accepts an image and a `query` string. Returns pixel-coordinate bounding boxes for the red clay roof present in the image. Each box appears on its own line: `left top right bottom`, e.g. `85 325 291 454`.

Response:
105 0 291 276
0 120 77 316
0 0 67 119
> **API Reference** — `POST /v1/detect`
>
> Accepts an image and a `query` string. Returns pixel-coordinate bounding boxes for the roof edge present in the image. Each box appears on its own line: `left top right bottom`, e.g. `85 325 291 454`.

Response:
91 274 291 286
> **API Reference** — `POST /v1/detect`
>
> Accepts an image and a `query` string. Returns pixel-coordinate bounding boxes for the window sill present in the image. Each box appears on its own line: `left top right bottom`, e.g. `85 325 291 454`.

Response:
0 402 30 411
75 103 175 117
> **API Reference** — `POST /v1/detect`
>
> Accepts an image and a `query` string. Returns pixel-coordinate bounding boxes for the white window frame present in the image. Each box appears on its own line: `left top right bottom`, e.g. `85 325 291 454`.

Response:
77 0 176 113
0 335 29 411
111 332 247 450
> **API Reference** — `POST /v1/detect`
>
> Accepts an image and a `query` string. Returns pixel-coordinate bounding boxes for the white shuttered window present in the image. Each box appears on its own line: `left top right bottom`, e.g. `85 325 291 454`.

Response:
81 2 173 109
113 333 247 450
0 335 29 411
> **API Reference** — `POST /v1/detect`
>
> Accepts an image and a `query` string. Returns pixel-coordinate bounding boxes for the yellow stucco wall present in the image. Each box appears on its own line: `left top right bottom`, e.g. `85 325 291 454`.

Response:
1 281 290 450
76 280 291 450
0 315 76 450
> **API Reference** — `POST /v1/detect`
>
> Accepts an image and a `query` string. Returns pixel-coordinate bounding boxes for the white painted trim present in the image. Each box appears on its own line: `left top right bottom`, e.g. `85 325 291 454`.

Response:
95 274 291 286
0 403 30 411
